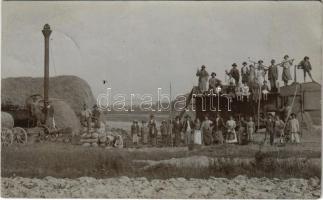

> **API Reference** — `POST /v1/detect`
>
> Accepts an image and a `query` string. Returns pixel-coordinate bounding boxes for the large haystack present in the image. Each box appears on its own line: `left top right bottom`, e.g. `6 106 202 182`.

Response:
1 76 95 115
1 112 14 129
50 99 81 135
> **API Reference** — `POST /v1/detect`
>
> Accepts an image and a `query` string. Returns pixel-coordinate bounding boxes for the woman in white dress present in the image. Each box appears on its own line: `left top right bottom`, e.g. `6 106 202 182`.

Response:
280 55 294 86
226 116 238 144
193 118 202 145
256 60 266 87
201 116 213 145
248 65 256 86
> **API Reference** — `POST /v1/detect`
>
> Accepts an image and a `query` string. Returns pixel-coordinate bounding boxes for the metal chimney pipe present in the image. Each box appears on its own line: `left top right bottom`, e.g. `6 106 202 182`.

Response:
42 24 52 123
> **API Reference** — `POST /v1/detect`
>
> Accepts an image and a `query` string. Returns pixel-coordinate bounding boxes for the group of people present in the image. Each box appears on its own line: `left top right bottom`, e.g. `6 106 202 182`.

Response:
80 104 101 131
196 55 315 101
130 114 160 146
81 103 124 148
131 111 301 147
131 113 256 147
262 112 301 145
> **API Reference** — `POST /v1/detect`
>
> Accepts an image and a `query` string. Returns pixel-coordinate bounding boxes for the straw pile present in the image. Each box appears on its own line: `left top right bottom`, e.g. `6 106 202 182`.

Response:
1 76 95 115
50 99 81 135
1 112 14 129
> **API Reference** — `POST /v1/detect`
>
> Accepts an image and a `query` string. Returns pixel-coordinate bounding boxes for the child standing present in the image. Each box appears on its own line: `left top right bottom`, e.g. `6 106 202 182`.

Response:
246 117 255 142
241 83 251 101
289 113 300 144
261 80 270 101
235 83 243 101
274 115 285 144
227 81 236 100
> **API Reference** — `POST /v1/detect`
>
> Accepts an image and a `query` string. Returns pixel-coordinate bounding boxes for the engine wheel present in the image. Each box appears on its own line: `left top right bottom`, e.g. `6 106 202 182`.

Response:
12 127 28 144
1 128 13 146
38 125 50 142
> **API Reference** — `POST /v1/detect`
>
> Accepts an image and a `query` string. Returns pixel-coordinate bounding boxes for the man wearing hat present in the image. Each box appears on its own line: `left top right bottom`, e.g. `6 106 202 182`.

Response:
92 104 101 129
182 115 194 145
81 103 92 133
264 113 275 146
226 63 240 86
297 56 315 82
173 116 183 146
279 55 294 86
208 72 222 92
241 62 249 84
131 120 140 145
140 120 149 145
268 59 278 92
196 65 209 93
160 120 169 146
148 114 158 146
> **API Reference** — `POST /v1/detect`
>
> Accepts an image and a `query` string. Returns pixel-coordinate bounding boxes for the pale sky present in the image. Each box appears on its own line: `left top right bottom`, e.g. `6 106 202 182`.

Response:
2 1 322 102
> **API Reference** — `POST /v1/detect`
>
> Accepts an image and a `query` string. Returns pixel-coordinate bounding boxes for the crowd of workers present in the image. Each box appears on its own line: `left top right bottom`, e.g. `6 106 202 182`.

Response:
80 54 311 148
196 55 315 101
130 111 301 148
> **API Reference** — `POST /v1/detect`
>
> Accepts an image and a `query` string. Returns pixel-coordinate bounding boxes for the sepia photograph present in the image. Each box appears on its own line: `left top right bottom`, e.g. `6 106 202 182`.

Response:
1 1 322 198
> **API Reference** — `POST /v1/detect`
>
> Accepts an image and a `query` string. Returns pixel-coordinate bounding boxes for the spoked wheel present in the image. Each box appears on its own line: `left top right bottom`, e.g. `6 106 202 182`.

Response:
49 129 59 142
38 125 50 142
12 127 28 144
1 128 13 146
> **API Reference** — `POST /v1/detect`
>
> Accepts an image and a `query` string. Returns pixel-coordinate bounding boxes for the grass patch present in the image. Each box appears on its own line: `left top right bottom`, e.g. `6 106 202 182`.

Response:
1 143 321 179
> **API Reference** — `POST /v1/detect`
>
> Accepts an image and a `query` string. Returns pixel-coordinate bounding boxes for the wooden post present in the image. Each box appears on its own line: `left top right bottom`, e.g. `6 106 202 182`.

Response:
257 85 261 131
42 24 52 123
169 82 173 147
294 65 297 83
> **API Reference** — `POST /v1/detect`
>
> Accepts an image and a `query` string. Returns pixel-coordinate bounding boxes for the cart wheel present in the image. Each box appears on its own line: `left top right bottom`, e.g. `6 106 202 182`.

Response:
49 127 59 142
1 128 13 146
12 127 28 144
38 125 50 142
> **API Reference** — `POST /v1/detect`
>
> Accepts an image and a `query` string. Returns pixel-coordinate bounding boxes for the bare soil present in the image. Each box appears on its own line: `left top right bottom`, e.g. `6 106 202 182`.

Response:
1 176 321 198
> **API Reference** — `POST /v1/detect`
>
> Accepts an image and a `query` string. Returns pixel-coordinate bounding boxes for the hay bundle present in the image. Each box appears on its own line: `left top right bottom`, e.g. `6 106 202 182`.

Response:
50 99 81 135
1 112 14 129
80 129 99 147
1 75 95 115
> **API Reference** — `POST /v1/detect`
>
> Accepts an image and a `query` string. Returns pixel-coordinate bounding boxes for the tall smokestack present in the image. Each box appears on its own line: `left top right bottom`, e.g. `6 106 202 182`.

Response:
42 24 52 123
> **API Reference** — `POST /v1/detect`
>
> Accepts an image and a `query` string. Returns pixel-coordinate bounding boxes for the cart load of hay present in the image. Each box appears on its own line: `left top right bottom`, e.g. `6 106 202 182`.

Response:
1 112 14 129
1 75 95 115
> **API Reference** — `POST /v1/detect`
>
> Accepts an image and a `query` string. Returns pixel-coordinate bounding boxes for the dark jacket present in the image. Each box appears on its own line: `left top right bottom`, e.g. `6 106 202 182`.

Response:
182 120 195 132
268 65 278 80
298 60 312 71
160 124 168 136
148 119 157 137
229 68 240 80
131 124 140 136
266 119 275 133
173 121 183 134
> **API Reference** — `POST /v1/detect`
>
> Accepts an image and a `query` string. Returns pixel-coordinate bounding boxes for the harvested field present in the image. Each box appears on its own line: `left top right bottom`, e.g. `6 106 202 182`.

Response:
1 176 321 198
1 138 321 179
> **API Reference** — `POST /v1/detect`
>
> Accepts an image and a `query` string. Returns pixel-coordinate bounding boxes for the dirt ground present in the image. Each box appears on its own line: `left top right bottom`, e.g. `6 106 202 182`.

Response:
2 176 321 198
